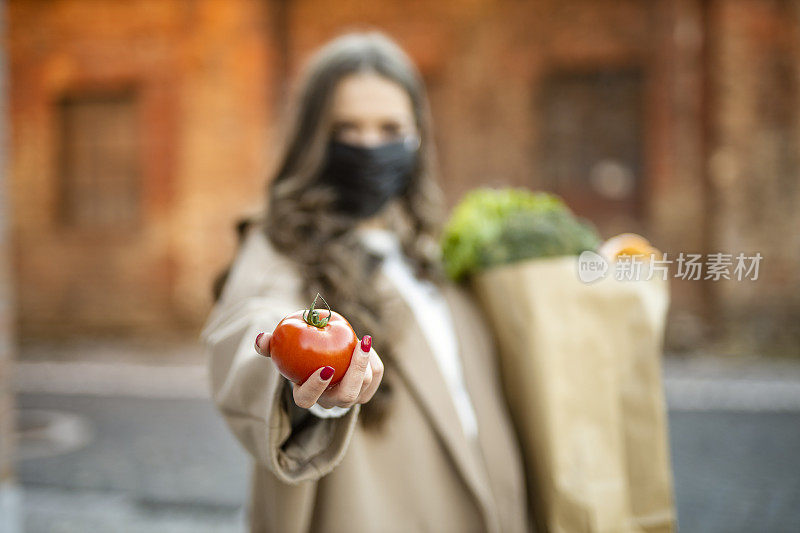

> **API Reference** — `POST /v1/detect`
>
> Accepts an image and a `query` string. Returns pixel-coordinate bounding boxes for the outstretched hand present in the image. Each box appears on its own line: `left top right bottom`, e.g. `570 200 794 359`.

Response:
255 332 384 409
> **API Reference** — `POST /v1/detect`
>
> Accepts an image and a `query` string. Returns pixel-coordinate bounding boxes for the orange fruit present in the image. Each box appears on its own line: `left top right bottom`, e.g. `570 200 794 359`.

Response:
598 233 659 261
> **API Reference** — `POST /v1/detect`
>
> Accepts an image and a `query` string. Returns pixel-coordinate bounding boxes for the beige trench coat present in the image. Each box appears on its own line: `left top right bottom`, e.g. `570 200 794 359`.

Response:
199 223 531 533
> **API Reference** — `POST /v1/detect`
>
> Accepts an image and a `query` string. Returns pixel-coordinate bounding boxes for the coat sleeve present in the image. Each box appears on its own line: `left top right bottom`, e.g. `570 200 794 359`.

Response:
199 226 361 485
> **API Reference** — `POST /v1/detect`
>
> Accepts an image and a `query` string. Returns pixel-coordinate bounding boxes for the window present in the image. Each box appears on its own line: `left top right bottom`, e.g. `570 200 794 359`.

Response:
58 90 141 230
540 68 644 218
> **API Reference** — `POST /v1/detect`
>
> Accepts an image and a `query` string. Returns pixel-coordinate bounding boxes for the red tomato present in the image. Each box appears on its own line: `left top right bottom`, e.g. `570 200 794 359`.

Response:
268 294 358 385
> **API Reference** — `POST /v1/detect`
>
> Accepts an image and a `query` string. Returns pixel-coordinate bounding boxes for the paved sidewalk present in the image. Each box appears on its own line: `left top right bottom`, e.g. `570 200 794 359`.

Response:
17 344 800 411
17 393 250 533
23 486 244 533
13 341 800 532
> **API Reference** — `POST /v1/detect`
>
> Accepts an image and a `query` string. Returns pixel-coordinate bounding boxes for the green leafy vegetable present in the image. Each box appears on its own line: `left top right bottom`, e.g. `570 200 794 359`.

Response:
441 188 601 281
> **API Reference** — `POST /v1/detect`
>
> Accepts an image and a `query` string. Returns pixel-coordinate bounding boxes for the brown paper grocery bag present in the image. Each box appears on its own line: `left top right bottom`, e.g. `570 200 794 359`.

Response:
471 256 675 533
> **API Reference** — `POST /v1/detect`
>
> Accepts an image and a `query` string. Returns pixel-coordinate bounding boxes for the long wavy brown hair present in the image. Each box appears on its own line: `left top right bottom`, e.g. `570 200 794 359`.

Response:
212 32 446 430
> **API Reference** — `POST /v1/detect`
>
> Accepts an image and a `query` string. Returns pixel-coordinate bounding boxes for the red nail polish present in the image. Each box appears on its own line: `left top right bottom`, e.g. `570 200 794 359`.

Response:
361 335 372 352
255 332 264 350
320 366 335 380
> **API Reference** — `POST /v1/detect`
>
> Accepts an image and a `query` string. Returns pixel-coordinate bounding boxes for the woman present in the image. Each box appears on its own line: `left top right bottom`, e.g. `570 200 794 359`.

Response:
200 32 530 533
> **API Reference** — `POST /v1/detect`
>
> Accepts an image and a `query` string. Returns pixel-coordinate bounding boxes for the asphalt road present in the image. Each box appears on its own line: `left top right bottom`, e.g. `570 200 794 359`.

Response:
16 392 800 533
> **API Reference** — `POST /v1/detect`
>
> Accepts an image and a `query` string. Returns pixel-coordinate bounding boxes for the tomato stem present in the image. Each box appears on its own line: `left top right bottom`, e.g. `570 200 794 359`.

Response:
302 293 332 329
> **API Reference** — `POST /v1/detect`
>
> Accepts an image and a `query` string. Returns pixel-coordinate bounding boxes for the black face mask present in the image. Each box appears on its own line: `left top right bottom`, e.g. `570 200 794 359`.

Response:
319 139 418 218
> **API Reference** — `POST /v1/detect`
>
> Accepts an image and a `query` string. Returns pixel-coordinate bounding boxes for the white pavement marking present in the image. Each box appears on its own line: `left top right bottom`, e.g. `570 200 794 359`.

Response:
16 362 210 399
664 377 800 412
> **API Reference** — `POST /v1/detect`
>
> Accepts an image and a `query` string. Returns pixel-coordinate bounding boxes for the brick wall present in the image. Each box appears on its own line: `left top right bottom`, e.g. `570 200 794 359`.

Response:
1 0 20 527
704 0 800 355
7 0 800 355
9 0 273 337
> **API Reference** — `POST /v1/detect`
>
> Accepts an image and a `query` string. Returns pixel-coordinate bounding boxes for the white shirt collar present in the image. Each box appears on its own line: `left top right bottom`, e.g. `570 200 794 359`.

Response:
356 227 401 258
355 228 479 441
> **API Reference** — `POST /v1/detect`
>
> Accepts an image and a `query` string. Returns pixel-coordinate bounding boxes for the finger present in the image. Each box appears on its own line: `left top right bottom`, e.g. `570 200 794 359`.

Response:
357 352 384 404
315 394 337 409
254 332 272 357
318 362 371 409
357 361 374 400
293 366 335 409
333 335 372 407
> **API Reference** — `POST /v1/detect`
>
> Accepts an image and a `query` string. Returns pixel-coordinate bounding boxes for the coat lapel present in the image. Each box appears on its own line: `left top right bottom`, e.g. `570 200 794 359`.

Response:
374 270 500 533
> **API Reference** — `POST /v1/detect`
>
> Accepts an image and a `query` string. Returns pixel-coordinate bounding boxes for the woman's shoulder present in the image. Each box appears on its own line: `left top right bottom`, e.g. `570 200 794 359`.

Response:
239 219 294 266
218 218 305 305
